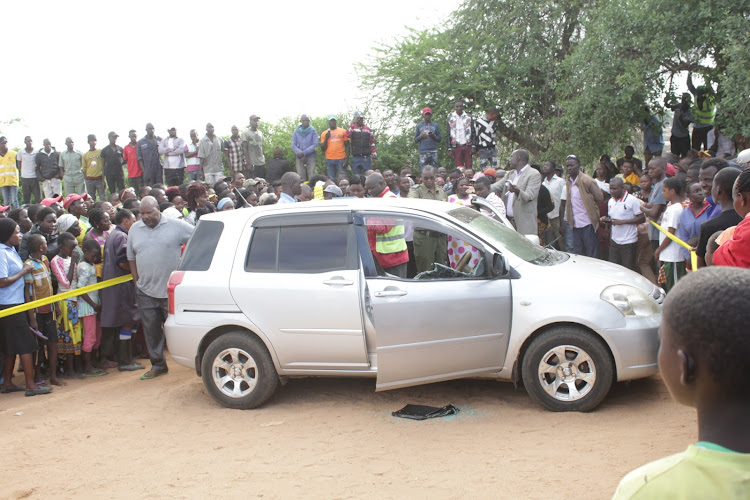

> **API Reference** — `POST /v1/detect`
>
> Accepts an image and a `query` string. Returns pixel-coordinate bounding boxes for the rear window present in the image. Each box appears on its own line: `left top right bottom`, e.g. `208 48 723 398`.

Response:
246 224 350 273
178 220 224 271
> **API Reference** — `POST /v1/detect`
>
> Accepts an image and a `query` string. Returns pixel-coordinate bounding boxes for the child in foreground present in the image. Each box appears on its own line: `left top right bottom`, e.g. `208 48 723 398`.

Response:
613 267 750 499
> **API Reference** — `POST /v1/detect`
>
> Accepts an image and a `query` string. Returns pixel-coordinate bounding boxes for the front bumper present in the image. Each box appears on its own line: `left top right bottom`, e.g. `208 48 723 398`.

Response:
600 313 661 381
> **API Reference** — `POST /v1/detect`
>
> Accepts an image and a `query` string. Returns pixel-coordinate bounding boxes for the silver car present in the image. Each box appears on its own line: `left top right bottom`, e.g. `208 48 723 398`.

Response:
165 198 663 412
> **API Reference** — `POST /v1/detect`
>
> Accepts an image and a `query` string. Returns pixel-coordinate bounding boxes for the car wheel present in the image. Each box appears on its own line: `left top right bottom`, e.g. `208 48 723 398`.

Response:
201 331 279 409
521 327 614 412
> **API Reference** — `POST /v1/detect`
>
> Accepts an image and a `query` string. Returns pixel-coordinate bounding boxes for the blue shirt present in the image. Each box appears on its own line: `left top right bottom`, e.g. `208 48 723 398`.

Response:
0 243 26 305
277 192 298 204
641 114 665 154
677 203 710 260
704 196 722 220
414 121 441 153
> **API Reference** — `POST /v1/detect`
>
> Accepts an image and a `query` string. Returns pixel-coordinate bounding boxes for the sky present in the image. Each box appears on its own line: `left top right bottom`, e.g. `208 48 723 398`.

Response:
2 0 462 150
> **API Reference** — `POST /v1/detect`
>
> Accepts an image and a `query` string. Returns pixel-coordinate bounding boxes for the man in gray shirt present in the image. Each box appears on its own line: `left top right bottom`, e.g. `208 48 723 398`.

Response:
127 196 194 379
198 123 225 186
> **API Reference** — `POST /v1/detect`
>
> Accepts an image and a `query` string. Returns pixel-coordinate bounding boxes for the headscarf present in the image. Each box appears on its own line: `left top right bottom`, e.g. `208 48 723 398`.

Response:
0 218 17 244
57 213 79 234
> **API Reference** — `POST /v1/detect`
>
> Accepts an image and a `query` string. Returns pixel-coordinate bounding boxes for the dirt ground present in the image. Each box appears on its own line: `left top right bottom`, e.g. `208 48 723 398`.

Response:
1 355 694 499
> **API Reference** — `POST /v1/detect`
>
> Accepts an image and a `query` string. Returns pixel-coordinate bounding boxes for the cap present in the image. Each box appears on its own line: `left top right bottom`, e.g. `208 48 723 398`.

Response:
250 115 260 120
353 111 363 119
471 173 485 182
243 179 259 188
163 206 183 219
0 205 9 213
63 193 89 210
665 163 677 177
0 136 7 143
327 114 338 121
737 148 750 165
422 107 433 115
168 127 176 131
41 195 63 207
108 131 118 138
483 168 497 177
323 184 343 197
87 134 96 141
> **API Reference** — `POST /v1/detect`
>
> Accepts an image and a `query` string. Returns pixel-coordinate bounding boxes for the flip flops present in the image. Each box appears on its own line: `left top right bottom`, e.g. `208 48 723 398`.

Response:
83 369 108 377
25 386 53 397
140 369 167 380
0 385 25 394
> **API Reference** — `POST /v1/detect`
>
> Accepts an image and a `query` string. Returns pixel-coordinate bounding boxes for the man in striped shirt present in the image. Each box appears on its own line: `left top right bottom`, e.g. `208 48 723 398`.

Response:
473 108 500 170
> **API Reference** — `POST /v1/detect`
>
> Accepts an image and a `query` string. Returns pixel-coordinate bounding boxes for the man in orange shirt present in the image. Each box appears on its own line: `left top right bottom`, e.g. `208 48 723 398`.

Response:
320 115 350 180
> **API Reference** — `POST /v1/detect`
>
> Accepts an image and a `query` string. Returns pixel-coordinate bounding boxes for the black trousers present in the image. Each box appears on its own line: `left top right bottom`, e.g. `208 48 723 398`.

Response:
692 126 711 151
165 168 185 187
106 171 125 196
609 241 637 271
21 177 41 204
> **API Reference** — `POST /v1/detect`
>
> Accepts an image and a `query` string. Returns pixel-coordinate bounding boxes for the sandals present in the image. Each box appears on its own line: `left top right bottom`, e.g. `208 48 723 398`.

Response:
25 386 53 397
140 369 167 380
83 369 108 377
0 385 25 394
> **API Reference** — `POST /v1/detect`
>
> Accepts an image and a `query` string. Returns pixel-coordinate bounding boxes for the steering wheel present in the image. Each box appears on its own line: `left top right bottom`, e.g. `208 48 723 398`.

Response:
455 251 472 273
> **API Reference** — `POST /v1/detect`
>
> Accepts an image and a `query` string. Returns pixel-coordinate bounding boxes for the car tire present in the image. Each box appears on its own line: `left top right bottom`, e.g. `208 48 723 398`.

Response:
521 327 614 412
201 331 279 409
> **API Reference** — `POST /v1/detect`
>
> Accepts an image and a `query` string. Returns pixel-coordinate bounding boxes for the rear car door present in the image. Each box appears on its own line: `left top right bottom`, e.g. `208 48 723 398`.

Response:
229 211 369 371
354 210 513 390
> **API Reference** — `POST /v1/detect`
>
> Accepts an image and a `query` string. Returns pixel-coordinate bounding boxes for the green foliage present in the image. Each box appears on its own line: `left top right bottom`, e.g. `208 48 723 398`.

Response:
360 0 750 167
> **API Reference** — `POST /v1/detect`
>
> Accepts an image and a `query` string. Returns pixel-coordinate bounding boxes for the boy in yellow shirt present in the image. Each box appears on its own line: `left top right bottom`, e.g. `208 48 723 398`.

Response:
613 267 750 499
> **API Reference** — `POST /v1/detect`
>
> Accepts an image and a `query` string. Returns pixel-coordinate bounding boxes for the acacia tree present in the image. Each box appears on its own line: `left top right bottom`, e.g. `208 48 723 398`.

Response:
361 0 749 164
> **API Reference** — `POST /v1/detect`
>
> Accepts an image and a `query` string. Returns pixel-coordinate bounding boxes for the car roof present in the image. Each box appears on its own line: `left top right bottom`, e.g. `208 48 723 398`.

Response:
199 198 457 223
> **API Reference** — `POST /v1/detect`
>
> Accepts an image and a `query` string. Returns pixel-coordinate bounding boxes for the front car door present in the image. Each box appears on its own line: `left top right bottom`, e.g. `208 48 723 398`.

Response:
354 209 513 390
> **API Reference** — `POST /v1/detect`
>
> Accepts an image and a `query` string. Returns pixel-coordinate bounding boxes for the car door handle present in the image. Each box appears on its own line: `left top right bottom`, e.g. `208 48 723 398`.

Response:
323 279 354 286
374 290 408 297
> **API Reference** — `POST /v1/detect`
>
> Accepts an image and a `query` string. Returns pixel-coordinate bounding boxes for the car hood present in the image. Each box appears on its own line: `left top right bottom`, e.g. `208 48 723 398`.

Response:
553 253 658 296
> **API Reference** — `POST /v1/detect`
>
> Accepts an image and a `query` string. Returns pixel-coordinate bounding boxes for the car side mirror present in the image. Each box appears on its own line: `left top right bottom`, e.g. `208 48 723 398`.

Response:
492 253 508 277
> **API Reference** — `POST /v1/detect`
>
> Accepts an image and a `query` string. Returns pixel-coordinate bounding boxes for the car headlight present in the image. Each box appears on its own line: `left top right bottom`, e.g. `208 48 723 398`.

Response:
600 285 660 317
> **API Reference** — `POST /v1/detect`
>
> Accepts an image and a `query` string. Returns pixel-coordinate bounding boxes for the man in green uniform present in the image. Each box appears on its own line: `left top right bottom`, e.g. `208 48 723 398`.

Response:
407 165 449 272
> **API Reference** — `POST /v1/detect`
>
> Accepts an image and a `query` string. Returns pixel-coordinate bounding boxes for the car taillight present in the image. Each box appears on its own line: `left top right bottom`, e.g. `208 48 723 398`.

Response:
167 271 185 315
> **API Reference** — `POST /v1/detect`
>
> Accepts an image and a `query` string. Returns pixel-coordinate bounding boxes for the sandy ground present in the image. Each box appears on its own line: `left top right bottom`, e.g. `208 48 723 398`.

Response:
1 355 694 499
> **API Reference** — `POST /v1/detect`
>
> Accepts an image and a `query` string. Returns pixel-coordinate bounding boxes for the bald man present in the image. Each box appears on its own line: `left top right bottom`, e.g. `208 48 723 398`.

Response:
127 196 193 379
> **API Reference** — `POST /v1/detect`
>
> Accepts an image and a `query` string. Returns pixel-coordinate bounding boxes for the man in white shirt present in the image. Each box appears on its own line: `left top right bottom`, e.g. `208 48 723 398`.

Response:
158 127 186 187
542 161 565 249
602 177 645 271
17 136 40 204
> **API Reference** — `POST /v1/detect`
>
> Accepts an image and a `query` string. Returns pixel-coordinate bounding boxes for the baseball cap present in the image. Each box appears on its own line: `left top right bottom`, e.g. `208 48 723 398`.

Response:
422 107 433 115
327 114 338 121
353 111 363 119
167 127 176 131
323 184 343 197
0 136 7 143
63 193 89 210
250 115 260 120
41 195 63 207
108 131 118 138
243 179 259 188
737 148 750 165
471 173 485 182
0 205 9 213
483 168 497 177
665 163 677 177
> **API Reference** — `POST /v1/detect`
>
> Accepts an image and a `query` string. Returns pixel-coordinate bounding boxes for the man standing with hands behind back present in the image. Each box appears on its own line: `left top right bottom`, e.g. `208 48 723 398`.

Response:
242 115 266 179
321 115 350 180
414 107 441 172
137 123 163 186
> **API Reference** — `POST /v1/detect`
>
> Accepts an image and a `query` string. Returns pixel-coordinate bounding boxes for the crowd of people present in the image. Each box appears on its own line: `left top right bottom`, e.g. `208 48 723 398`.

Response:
0 95 749 496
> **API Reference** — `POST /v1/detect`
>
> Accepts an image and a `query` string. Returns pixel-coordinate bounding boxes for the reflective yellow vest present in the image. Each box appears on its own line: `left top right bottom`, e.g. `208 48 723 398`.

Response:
692 94 715 127
375 223 407 254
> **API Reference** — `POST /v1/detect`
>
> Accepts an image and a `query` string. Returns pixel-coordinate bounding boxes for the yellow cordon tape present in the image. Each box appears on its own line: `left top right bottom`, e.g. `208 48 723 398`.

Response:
648 219 698 271
0 275 133 319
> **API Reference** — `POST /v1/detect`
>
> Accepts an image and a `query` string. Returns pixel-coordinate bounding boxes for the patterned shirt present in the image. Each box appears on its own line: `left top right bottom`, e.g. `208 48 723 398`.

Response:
473 117 497 149
24 255 53 313
222 136 245 173
75 261 99 317
447 112 473 148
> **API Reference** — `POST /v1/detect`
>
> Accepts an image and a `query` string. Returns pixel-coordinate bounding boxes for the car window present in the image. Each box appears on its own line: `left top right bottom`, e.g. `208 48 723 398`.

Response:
447 206 550 264
355 212 487 281
246 224 351 273
179 220 224 271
